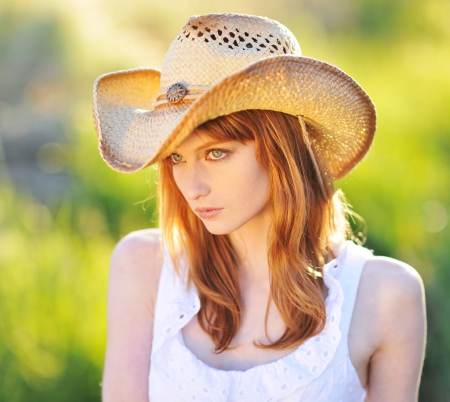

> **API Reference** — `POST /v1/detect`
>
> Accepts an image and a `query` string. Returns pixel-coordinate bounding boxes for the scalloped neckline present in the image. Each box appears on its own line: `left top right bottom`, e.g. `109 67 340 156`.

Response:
151 266 344 401
149 241 380 402
177 259 343 375
150 243 350 401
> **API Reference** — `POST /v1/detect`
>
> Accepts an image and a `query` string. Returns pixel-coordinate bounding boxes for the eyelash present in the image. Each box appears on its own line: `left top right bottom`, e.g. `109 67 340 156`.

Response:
206 149 230 161
168 149 231 165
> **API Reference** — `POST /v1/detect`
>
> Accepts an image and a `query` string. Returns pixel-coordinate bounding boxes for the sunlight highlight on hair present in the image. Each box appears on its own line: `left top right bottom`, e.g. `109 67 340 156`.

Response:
158 110 353 352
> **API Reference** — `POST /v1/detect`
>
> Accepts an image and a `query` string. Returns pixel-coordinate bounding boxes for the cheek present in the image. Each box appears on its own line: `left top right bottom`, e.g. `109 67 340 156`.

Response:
233 162 270 211
171 167 190 199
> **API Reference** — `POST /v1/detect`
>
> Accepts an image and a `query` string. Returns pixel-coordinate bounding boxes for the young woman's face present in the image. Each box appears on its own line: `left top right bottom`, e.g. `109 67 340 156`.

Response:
169 129 271 235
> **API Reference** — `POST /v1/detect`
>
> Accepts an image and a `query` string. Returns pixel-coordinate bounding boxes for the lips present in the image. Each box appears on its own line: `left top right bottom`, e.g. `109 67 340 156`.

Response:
194 207 224 219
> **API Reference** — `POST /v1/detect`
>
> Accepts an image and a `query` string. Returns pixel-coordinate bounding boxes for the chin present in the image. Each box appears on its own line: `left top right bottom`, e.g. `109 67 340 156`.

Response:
201 221 241 236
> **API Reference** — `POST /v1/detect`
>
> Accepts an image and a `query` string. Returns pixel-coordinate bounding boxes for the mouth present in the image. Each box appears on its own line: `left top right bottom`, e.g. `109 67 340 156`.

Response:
194 207 224 219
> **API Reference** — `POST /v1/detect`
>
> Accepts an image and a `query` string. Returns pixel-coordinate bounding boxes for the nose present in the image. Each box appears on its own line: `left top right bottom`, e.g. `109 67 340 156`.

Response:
174 162 211 201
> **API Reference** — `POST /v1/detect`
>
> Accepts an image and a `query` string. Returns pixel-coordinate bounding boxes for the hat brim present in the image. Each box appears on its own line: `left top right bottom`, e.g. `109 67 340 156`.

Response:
93 56 376 179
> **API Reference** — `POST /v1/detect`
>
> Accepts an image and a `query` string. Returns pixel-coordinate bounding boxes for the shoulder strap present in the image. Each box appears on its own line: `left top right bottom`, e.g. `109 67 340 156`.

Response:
334 241 373 347
151 245 201 355
151 245 176 354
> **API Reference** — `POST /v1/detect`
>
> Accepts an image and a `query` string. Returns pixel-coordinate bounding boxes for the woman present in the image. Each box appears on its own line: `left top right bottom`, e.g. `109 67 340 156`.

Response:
93 13 426 401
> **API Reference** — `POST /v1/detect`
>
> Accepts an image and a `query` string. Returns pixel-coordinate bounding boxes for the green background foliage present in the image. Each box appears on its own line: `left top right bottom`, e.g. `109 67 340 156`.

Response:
0 0 449 400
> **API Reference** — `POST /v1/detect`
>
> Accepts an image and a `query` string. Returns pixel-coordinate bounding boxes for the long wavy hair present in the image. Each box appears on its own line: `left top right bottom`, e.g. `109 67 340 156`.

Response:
158 109 351 352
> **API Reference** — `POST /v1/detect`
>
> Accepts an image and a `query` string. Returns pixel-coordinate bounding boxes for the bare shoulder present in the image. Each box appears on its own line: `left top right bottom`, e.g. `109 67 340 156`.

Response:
361 255 425 306
103 230 165 401
357 253 426 350
350 252 426 395
112 228 164 271
110 228 165 310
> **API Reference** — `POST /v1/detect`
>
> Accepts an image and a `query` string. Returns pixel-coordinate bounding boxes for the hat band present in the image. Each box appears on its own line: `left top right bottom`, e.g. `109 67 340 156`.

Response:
152 85 211 109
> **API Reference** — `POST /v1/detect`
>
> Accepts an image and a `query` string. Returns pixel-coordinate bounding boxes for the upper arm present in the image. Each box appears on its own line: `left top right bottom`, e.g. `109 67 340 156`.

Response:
365 257 426 402
102 229 164 402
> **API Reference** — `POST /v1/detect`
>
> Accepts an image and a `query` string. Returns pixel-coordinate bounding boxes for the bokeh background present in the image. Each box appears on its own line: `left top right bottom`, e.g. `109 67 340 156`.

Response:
0 0 449 400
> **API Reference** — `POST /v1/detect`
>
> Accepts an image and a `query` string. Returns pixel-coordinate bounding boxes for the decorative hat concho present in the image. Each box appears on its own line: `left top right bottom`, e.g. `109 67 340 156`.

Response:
92 13 376 179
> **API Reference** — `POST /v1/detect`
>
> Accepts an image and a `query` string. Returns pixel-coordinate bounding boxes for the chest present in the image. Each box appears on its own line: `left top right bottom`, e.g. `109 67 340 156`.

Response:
150 242 375 401
181 300 299 371
181 291 375 388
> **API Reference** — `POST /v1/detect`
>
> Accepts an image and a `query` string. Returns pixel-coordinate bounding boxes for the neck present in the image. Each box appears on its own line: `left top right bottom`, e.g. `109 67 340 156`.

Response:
228 209 272 283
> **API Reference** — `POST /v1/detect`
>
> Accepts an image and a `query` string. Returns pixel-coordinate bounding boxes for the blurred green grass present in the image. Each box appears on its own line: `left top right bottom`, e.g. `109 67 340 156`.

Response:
0 0 449 400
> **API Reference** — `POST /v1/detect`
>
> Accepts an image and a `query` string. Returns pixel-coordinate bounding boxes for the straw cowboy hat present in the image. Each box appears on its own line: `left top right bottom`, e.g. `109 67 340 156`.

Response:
92 13 376 179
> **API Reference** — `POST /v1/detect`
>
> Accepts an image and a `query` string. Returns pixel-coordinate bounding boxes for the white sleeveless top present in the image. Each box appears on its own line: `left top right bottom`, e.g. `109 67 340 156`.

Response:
149 240 372 401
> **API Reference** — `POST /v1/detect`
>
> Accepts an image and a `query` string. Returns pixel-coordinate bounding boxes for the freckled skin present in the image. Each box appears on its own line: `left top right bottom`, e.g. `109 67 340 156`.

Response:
170 130 271 236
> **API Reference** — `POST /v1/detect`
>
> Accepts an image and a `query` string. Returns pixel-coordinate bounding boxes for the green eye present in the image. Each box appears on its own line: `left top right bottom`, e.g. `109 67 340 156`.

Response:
171 153 183 163
211 150 223 159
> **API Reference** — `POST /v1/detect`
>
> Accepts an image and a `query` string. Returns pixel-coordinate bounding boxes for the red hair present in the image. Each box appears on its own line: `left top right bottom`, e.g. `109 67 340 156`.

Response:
158 110 350 352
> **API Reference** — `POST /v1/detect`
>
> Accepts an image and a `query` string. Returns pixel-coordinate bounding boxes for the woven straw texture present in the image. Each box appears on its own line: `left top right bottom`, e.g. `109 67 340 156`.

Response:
92 13 376 179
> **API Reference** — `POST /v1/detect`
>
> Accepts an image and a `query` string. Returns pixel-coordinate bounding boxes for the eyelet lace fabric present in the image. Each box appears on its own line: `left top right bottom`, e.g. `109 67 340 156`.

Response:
151 254 345 402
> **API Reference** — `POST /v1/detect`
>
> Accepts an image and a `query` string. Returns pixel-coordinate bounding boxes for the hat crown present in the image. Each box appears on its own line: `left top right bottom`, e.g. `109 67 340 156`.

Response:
160 14 302 92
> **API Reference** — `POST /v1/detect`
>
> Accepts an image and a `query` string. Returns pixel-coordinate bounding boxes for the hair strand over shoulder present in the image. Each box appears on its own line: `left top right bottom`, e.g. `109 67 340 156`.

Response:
158 109 352 352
